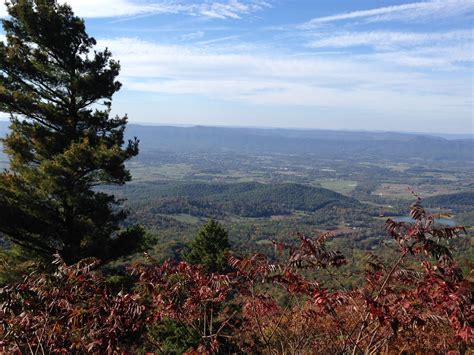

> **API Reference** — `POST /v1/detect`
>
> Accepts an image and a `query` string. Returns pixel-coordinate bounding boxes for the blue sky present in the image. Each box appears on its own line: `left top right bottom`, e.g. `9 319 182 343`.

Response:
1 0 473 134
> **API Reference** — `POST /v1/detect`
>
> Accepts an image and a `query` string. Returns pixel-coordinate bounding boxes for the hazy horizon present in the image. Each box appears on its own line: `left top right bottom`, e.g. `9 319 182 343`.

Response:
0 118 472 140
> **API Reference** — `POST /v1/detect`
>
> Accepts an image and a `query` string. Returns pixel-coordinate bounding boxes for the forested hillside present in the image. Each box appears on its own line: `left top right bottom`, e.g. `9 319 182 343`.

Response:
424 191 474 210
107 181 360 218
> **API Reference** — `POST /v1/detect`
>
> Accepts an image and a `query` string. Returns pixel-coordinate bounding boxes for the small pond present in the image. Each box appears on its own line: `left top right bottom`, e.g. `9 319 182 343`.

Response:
395 216 457 226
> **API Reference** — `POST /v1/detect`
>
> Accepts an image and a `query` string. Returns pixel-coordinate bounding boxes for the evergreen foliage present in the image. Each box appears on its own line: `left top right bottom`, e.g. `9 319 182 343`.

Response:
0 0 141 263
145 318 201 354
185 219 230 272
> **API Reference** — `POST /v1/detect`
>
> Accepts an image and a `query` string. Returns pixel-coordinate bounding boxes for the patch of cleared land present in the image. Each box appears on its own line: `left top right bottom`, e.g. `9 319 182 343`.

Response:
129 163 194 181
318 179 358 195
374 183 463 199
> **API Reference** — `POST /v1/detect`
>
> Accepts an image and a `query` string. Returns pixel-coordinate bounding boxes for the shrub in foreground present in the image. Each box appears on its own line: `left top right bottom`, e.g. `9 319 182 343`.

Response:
1 200 472 353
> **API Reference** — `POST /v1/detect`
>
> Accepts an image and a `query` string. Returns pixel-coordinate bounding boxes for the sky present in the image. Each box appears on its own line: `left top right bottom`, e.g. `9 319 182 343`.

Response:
0 0 473 134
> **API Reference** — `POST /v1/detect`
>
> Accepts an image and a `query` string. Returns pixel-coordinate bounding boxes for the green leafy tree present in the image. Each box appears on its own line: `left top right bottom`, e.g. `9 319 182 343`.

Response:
145 318 201 354
185 219 230 273
0 0 142 263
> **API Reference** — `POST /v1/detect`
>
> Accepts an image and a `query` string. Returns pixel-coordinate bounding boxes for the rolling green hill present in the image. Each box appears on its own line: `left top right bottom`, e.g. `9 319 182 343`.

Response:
423 192 474 212
110 182 361 218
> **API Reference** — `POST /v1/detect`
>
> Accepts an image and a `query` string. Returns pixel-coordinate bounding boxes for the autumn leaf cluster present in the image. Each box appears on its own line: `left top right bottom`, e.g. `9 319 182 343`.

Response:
1 201 472 354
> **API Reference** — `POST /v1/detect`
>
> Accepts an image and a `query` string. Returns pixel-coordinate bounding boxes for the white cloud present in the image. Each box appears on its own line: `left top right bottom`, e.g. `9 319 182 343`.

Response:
125 78 468 113
62 0 179 18
304 30 473 70
300 0 474 28
197 0 270 19
180 31 205 41
195 35 242 45
364 43 473 68
96 37 471 120
0 0 169 18
307 30 473 50
0 0 270 19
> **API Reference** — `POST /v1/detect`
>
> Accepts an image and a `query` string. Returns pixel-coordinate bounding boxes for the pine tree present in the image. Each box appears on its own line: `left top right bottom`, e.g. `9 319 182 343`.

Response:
185 219 230 273
0 0 142 263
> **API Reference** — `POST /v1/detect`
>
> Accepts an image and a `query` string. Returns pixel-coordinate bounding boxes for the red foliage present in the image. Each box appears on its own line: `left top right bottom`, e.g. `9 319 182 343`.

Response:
0 256 145 353
1 200 472 353
131 259 238 353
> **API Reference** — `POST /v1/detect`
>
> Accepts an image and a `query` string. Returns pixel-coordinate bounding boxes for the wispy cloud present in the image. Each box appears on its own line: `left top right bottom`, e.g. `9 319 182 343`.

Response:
97 37 471 119
300 0 474 28
0 0 173 18
0 0 271 19
195 35 242 45
180 31 205 41
197 0 270 19
307 30 473 50
304 29 473 70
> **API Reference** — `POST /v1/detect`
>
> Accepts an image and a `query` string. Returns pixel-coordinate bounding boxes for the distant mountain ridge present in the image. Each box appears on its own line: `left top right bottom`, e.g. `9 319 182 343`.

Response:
124 124 473 161
1 122 473 161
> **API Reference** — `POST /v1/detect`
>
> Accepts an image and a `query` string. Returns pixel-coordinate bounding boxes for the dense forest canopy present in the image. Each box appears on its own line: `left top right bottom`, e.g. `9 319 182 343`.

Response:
106 181 360 218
